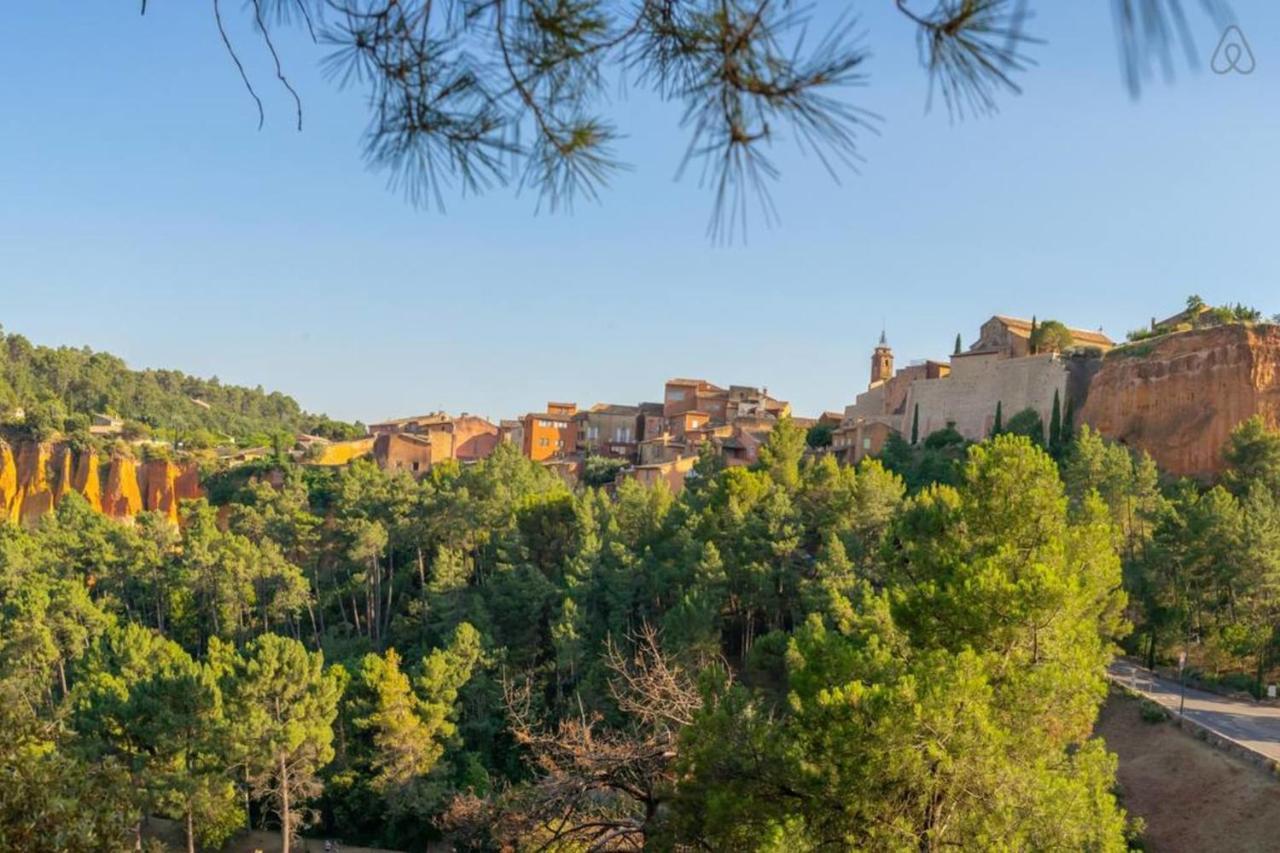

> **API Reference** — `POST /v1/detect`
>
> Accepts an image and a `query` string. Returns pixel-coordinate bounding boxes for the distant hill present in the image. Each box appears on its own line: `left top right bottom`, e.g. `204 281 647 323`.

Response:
0 324 361 446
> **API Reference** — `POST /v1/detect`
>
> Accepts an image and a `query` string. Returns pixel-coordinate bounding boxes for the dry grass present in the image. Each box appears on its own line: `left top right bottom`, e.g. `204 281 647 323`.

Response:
1096 690 1280 852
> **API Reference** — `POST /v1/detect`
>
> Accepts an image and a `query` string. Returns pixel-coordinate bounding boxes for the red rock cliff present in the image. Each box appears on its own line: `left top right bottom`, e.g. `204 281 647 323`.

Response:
0 439 202 524
1079 324 1280 479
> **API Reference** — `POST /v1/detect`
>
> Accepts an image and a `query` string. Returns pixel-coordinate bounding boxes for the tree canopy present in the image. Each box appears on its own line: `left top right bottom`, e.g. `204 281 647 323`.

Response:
0 325 361 446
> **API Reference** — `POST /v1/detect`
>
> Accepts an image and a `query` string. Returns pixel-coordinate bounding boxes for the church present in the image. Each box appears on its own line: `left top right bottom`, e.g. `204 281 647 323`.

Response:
831 316 1114 463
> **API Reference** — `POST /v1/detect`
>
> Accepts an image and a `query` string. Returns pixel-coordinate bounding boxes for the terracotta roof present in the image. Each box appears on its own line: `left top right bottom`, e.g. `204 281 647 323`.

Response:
991 316 1113 346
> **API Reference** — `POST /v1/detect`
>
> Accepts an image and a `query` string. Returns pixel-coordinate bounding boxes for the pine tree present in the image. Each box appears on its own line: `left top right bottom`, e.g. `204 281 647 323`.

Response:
911 404 920 446
1049 389 1062 450
1029 316 1039 354
220 634 344 853
954 333 963 355
992 401 1003 436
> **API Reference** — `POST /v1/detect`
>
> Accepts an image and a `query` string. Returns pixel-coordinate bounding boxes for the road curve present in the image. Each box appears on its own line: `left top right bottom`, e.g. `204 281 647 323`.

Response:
1108 659 1280 762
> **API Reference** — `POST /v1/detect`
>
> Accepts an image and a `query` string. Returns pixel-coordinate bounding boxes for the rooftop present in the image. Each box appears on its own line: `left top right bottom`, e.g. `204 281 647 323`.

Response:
991 315 1114 347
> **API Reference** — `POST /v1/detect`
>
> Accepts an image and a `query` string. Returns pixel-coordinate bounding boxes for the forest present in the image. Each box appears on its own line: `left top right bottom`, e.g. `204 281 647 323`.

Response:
3 409 1280 851
0 327 362 446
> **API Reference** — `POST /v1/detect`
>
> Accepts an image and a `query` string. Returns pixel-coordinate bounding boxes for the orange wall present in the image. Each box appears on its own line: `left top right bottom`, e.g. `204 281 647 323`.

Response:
523 415 576 461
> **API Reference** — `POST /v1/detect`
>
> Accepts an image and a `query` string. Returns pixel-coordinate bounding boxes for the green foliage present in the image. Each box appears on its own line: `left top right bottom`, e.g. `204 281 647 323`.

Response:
1223 415 1280 499
582 454 628 488
672 436 1129 849
0 327 360 445
879 425 969 493
1138 698 1168 723
804 421 833 449
3 403 1220 850
1004 407 1045 445
1030 319 1075 354
0 687 136 852
220 633 345 850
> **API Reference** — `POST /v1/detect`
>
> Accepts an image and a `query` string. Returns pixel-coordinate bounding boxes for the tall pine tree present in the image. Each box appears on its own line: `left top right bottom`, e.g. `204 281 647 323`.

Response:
992 401 1003 436
911 404 920 445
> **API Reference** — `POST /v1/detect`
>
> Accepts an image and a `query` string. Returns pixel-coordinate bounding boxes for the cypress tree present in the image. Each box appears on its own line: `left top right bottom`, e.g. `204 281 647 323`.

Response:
1061 396 1075 446
911 404 920 445
954 333 962 355
1049 389 1062 449
992 401 1003 435
1029 315 1039 355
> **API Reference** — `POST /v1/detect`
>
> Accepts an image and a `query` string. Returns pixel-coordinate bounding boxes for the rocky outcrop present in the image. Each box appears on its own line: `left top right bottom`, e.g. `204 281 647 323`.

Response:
0 439 201 525
1079 324 1280 479
103 455 145 519
71 449 103 513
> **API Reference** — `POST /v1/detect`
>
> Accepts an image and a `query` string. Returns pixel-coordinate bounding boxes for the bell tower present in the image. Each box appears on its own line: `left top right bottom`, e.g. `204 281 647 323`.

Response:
871 330 893 387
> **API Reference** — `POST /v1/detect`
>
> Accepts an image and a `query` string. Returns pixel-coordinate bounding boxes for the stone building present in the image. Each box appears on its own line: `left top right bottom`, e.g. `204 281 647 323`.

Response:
522 403 578 461
574 403 641 459
837 316 1113 457
969 316 1114 359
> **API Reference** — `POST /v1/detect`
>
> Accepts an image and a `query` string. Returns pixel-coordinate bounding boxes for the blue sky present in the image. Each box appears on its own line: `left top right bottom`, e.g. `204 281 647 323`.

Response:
1 3 1277 423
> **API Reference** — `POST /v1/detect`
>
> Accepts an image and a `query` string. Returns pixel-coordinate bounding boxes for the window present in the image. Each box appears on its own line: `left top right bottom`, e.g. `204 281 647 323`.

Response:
412 461 421 471
669 389 685 401
539 438 550 447
862 438 871 450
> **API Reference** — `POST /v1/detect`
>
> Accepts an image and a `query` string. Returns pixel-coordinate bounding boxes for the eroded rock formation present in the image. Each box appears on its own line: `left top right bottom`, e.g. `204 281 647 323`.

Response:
0 439 202 524
1079 324 1280 479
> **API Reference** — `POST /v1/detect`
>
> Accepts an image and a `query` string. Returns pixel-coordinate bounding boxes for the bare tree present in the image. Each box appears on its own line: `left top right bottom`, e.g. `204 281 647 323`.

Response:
442 624 722 851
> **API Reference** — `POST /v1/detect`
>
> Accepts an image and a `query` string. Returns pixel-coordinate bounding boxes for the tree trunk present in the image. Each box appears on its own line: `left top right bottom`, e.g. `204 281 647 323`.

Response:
186 806 196 853
279 756 291 853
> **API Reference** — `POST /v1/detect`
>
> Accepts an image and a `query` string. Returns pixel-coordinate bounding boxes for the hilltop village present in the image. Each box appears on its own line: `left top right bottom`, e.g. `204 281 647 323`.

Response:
274 306 1280 491
3 304 1279 524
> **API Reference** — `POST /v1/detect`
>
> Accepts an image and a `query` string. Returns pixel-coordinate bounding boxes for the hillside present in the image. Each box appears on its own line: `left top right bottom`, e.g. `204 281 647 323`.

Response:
0 324 360 446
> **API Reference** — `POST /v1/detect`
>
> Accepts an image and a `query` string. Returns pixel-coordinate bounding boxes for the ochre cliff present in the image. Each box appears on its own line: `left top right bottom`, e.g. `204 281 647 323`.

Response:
1079 324 1280 479
0 440 202 525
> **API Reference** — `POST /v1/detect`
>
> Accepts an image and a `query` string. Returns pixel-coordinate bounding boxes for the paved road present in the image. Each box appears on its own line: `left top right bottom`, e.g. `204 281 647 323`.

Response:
1108 659 1280 762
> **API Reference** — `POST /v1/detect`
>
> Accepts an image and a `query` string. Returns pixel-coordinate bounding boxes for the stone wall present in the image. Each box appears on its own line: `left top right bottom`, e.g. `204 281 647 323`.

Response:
903 352 1070 442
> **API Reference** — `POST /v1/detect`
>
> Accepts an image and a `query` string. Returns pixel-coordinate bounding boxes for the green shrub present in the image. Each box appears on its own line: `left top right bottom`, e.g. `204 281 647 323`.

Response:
1138 699 1168 724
